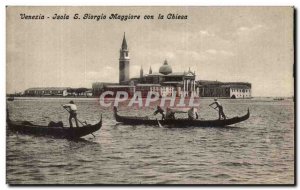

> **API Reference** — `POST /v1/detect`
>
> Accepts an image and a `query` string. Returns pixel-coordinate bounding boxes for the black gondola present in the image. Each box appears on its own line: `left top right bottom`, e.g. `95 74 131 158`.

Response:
7 112 102 139
7 97 14 101
113 107 250 127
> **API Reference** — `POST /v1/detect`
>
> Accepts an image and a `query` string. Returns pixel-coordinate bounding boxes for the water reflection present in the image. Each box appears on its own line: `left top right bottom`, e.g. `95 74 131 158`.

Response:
6 98 294 184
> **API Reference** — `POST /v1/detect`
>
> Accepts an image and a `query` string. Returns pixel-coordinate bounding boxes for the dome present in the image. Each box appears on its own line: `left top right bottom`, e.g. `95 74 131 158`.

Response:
159 60 172 75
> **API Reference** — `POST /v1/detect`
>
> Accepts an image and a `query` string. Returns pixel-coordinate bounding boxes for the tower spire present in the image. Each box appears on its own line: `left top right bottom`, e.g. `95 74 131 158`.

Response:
119 33 130 84
164 59 168 65
149 66 152 74
121 32 128 50
140 66 143 78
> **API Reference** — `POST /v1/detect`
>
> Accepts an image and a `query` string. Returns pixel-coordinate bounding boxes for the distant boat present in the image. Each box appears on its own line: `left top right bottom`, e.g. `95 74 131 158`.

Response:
273 98 284 101
7 97 14 101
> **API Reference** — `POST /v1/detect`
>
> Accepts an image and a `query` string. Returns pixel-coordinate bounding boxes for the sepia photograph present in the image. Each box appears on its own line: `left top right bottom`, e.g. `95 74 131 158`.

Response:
6 6 294 184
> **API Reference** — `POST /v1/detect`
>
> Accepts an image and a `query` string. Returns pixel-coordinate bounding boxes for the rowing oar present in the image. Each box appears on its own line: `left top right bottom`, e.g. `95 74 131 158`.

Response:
209 105 227 120
61 105 86 126
209 105 218 112
156 119 163 128
61 105 96 138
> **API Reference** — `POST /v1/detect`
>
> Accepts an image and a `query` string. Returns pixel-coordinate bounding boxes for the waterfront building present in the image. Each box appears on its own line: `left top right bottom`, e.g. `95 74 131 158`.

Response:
67 88 93 97
92 82 135 97
92 33 252 99
85 90 93 97
160 85 175 97
24 87 94 97
197 81 251 99
92 82 118 96
228 84 251 99
104 85 135 97
136 84 161 97
92 34 198 97
132 60 198 97
24 87 69 96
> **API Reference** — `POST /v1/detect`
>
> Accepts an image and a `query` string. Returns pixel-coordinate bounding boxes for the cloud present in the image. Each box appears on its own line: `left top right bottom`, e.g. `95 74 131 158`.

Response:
176 50 207 61
219 50 235 57
199 30 215 37
205 49 234 57
188 30 215 42
165 51 175 59
104 66 113 70
86 66 118 82
238 27 250 32
236 24 264 35
206 49 217 54
131 65 142 78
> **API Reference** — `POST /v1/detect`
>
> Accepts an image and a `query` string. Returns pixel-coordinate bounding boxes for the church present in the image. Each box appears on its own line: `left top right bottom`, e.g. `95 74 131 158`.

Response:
93 33 198 97
92 33 251 99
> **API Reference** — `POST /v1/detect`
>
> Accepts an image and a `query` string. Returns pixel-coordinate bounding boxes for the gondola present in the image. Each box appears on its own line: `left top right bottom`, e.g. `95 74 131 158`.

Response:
7 112 102 139
7 97 14 101
113 107 250 127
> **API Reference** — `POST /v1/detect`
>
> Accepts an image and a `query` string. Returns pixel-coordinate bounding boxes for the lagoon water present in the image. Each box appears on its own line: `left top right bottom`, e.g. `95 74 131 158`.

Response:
6 98 294 184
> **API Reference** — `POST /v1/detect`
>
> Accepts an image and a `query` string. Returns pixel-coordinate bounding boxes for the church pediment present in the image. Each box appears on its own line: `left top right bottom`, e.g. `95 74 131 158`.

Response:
185 72 195 77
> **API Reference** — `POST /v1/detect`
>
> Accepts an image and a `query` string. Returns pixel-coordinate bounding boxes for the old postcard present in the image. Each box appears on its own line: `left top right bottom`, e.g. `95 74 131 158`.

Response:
6 6 294 184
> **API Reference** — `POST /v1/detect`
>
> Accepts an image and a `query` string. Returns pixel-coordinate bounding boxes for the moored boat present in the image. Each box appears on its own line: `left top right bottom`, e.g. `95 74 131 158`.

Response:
113 107 250 127
7 97 14 101
7 112 102 139
273 98 284 101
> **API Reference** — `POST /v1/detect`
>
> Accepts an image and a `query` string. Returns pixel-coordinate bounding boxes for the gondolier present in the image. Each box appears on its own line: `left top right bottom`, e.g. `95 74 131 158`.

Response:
7 109 102 139
166 107 176 120
209 98 226 120
63 100 79 128
188 107 199 120
153 106 165 120
113 107 249 127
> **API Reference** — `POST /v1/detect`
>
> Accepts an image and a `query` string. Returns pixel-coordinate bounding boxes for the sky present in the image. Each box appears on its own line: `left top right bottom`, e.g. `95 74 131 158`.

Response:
6 6 294 97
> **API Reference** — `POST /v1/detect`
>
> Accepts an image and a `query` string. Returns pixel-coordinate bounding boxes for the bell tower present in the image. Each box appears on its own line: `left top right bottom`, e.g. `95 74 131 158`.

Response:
140 66 143 78
119 33 130 84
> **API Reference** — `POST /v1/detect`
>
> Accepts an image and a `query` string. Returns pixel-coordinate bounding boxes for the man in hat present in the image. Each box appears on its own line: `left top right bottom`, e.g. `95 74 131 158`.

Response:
209 98 226 120
165 107 176 120
63 100 79 128
153 105 165 120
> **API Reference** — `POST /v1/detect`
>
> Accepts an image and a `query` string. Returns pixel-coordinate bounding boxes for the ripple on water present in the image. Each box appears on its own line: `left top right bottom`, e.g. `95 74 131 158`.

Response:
6 98 294 184
219 161 252 167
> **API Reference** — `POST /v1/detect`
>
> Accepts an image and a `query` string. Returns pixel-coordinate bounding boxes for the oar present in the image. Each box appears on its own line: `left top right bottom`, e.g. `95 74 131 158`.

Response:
61 105 86 127
61 105 96 138
209 105 228 119
209 105 218 112
156 119 163 128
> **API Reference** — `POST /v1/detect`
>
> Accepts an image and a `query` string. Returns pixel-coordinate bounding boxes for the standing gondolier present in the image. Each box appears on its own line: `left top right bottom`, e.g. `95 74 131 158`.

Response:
209 98 226 120
188 107 199 120
165 107 176 120
63 100 79 128
154 105 165 120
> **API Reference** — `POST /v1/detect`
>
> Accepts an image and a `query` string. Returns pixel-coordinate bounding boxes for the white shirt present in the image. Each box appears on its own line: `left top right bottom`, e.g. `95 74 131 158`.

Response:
215 101 222 107
64 104 77 111
166 108 174 118
188 108 198 119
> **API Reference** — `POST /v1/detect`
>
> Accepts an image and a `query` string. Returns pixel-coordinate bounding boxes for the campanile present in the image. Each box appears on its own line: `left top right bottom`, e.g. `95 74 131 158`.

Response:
119 33 130 84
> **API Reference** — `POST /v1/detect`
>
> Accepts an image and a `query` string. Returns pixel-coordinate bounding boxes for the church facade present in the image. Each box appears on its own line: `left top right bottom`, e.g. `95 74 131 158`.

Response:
92 33 251 99
134 60 198 97
93 33 199 97
120 33 199 97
